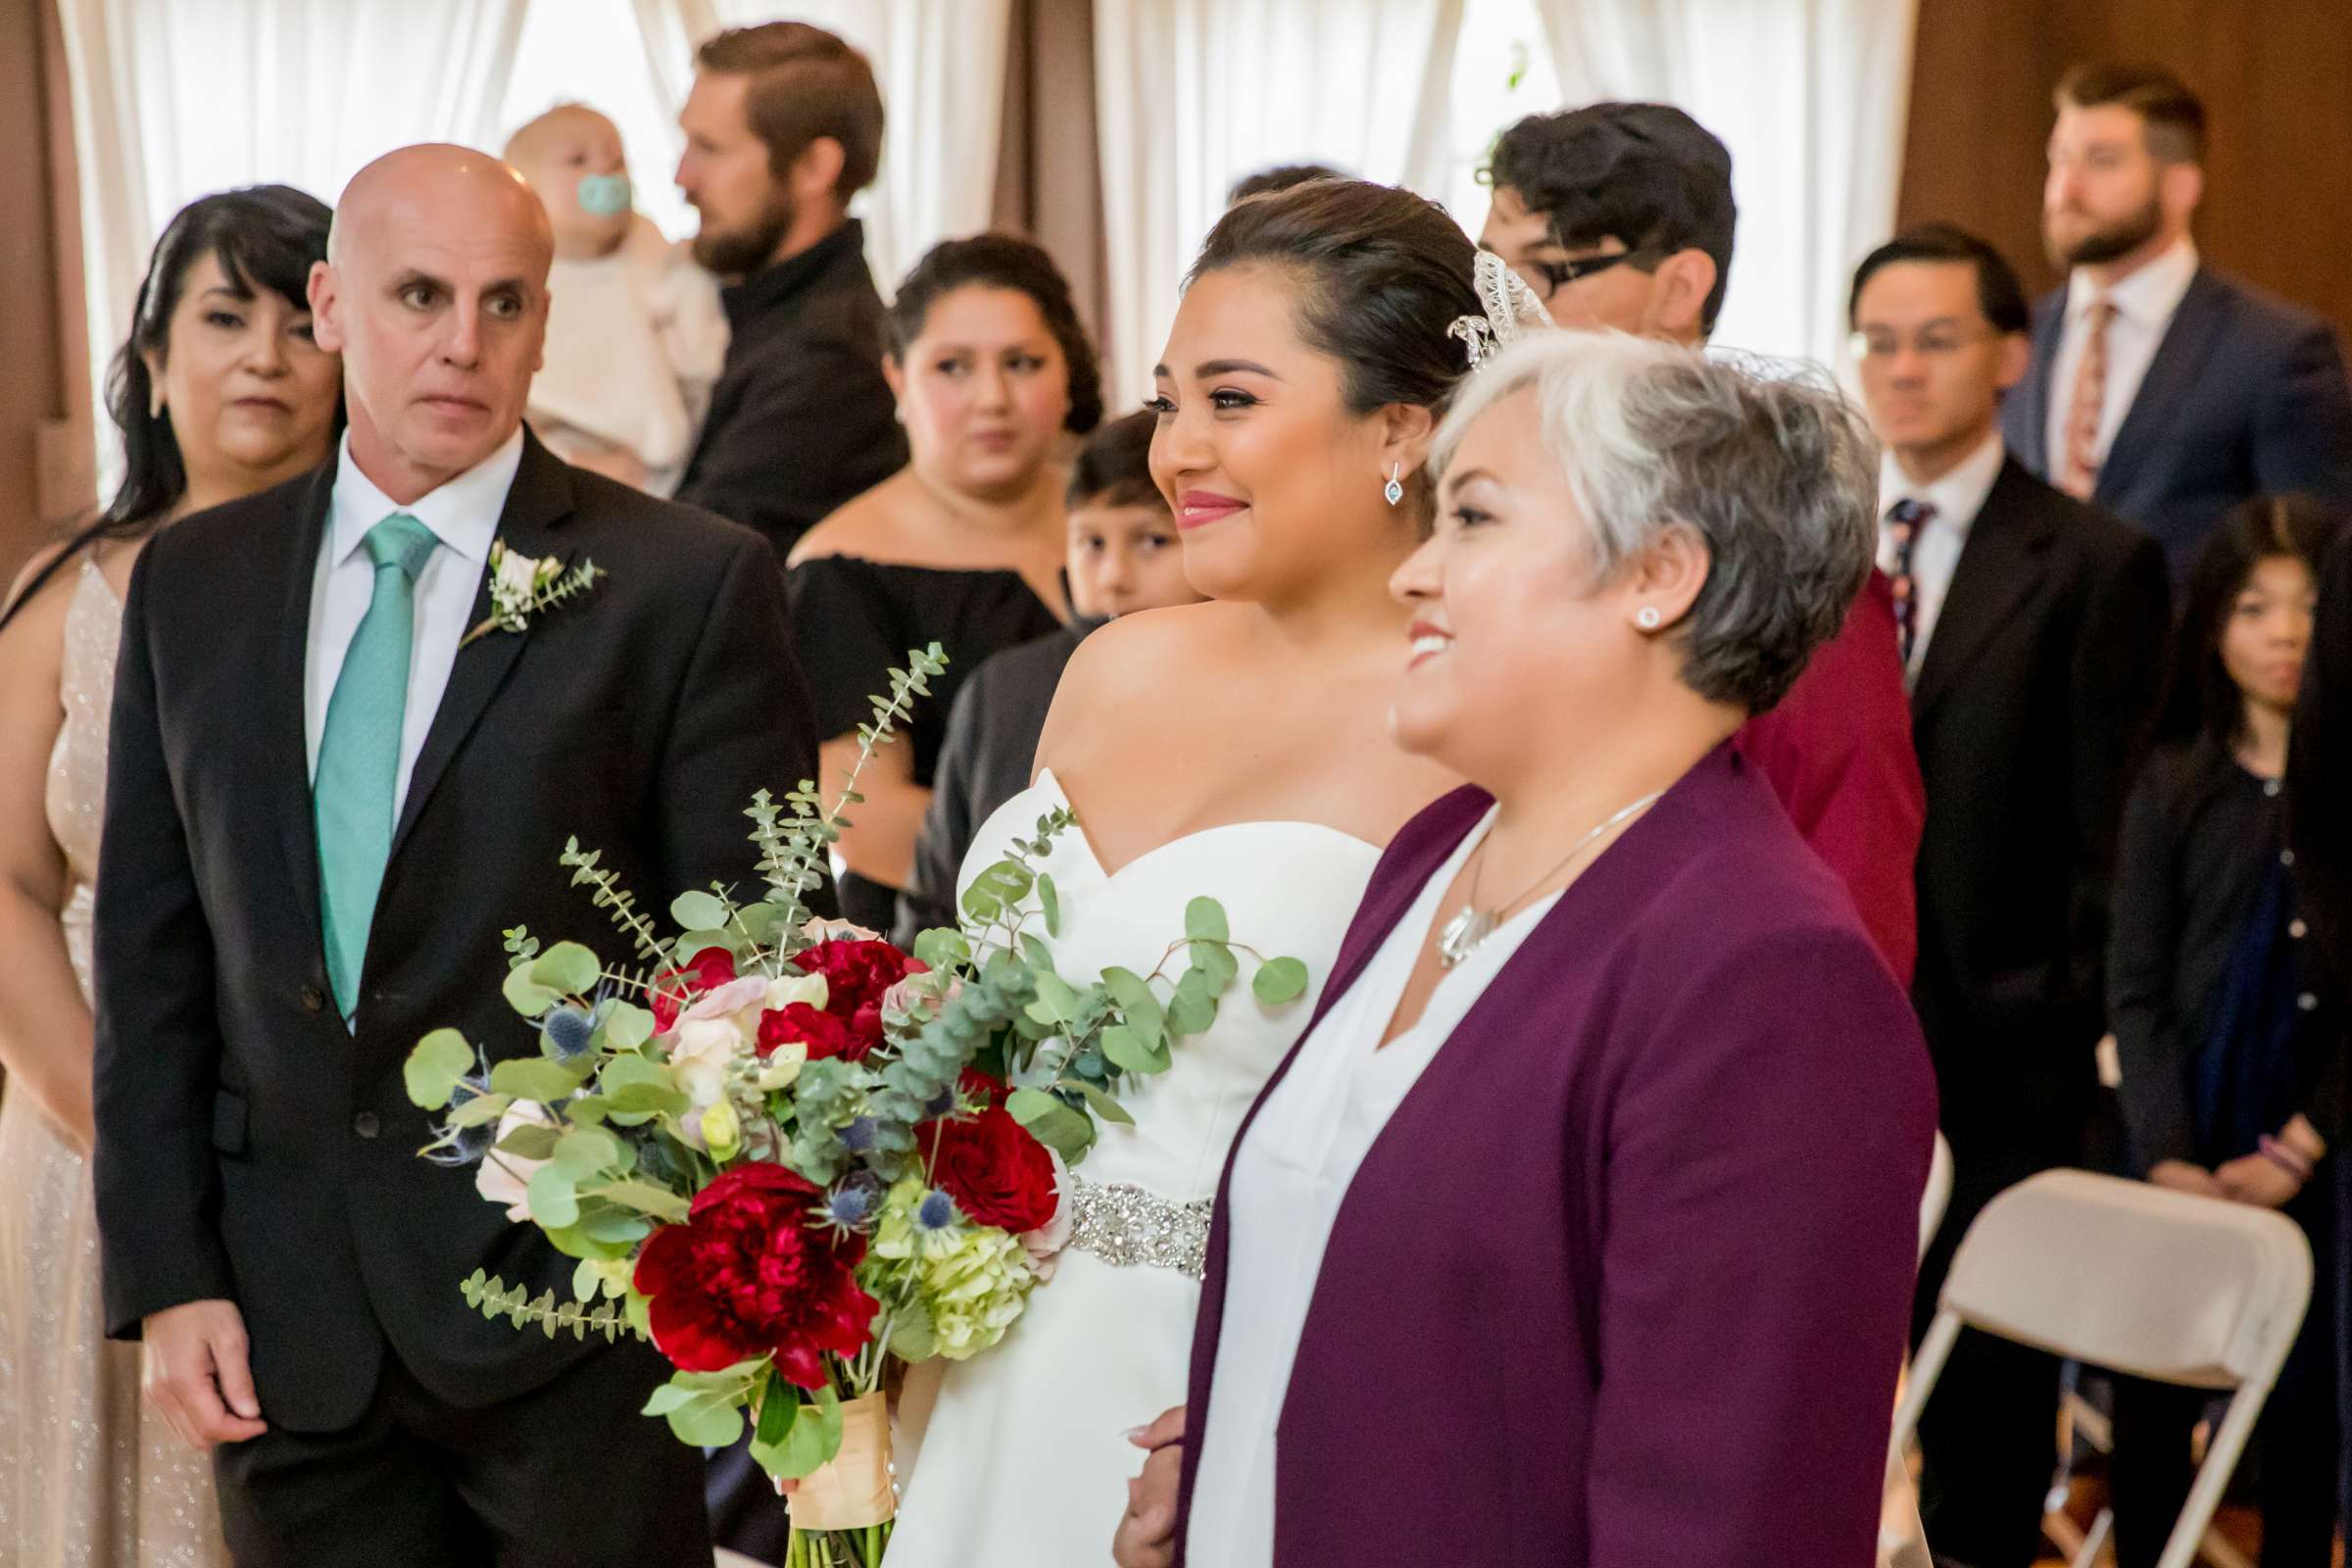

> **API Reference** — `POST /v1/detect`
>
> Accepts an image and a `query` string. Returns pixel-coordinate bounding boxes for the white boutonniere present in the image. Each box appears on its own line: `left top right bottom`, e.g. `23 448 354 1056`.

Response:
461 539 605 647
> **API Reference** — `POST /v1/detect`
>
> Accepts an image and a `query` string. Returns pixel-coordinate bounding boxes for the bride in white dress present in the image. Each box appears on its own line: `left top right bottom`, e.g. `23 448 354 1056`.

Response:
882 178 1483 1567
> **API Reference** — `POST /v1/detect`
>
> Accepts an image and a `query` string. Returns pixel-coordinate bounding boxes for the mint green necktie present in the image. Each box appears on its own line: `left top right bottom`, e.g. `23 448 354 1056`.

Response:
316 513 439 1019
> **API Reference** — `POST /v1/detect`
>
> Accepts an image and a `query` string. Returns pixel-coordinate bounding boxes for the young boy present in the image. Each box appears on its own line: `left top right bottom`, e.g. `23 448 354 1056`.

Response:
894 411 1200 941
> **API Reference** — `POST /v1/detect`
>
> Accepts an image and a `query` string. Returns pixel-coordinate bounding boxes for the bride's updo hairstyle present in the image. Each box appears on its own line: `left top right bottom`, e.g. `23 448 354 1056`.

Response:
1190 179 1481 521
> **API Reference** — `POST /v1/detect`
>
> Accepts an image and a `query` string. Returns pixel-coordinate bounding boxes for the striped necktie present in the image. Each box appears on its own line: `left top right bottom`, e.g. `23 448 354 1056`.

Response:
1886 499 1936 679
315 513 439 1020
2059 297 2116 500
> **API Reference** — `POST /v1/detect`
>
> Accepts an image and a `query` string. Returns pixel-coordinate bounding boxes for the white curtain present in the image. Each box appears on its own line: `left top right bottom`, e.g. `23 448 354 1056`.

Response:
57 0 530 477
1093 0 1467 402
641 0 1015 296
1531 0 1919 370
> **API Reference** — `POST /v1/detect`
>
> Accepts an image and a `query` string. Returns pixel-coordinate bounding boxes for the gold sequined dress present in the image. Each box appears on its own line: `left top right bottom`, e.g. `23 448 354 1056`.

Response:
0 557 228 1565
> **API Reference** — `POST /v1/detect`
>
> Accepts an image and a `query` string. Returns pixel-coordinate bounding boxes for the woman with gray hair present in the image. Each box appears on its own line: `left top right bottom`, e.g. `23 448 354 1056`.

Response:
1115 330 1938 1568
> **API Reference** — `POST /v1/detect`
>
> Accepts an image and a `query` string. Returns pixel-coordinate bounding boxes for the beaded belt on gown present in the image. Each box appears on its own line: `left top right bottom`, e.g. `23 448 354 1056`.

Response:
1065 1173 1213 1281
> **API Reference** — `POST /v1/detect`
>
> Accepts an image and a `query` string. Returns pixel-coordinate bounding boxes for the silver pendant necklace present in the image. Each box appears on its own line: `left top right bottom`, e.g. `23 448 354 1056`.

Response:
1435 790 1665 968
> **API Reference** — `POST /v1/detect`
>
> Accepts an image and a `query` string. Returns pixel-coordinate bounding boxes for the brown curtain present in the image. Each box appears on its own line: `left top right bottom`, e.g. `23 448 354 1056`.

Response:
0 0 91 589
992 0 1113 386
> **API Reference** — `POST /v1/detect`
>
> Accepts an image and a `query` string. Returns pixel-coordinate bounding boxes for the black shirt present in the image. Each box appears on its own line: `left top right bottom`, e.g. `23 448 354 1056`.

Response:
787 556 1062 933
2109 738 2343 1170
894 618 1103 946
675 220 907 558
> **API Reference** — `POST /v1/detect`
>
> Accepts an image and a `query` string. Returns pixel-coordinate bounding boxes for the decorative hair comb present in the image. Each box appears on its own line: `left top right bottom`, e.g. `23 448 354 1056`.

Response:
1449 250 1555 370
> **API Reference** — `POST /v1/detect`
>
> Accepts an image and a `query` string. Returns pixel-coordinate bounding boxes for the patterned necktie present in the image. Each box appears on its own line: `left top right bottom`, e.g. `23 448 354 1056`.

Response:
1886 498 1936 678
2059 297 2117 500
315 513 439 1019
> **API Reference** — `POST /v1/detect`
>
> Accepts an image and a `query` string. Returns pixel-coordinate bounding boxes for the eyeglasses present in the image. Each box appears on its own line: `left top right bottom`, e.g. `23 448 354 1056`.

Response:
1530 249 1657 297
1847 326 2005 363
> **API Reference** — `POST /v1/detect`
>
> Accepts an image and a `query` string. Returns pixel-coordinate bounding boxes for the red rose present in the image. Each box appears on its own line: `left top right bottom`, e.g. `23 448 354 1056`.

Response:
920 1103 1057 1233
790 939 925 1055
757 1002 862 1062
651 947 737 1033
632 1162 877 1386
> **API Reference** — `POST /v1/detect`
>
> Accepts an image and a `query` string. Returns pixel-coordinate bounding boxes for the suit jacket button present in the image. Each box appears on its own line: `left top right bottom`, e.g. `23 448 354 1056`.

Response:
353 1111 381 1140
300 985 327 1014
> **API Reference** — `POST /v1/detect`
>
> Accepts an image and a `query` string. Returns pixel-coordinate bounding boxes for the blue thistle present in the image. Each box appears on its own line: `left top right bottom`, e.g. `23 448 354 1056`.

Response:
838 1115 877 1152
422 1075 496 1167
542 1004 596 1062
917 1189 958 1231
825 1183 878 1228
923 1087 956 1117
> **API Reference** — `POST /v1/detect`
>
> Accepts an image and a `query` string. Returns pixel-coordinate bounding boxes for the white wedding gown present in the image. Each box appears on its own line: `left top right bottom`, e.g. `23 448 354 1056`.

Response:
884 769 1380 1568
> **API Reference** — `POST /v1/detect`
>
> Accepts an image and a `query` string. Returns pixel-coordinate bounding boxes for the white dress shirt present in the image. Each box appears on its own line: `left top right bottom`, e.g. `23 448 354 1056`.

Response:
2043 237 2200 473
1188 806 1560 1567
1878 430 2006 676
304 427 524 819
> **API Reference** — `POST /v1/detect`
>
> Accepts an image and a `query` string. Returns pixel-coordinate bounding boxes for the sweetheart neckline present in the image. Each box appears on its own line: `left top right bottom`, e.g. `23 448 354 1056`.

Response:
1031 767 1383 884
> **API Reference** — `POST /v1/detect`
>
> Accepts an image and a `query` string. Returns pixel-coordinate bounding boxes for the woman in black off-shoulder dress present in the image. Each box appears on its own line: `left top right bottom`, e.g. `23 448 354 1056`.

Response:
784 233 1102 934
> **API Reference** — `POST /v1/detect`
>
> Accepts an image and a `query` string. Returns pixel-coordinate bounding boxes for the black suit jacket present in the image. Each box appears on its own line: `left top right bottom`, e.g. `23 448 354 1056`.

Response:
675 220 907 557
2004 265 2352 584
1908 458 2169 1150
93 432 818 1432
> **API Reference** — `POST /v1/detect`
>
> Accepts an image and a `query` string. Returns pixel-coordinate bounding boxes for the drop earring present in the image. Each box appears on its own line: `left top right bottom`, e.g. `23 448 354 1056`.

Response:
1636 607 1663 630
1383 463 1404 507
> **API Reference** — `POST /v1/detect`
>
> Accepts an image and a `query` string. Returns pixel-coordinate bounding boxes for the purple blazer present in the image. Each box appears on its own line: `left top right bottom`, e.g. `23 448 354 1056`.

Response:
1173 745 1938 1566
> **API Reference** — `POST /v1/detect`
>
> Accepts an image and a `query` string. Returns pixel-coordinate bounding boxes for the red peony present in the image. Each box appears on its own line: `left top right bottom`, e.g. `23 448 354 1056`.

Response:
789 939 925 1056
920 1102 1057 1234
651 946 737 1033
632 1162 877 1385
757 1002 862 1061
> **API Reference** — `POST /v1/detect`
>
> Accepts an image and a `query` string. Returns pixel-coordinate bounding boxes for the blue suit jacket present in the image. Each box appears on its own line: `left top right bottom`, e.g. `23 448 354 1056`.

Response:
2003 266 2352 583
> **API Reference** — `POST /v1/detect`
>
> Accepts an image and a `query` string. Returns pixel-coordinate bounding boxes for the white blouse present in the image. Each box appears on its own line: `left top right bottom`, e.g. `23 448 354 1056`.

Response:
1187 807 1558 1565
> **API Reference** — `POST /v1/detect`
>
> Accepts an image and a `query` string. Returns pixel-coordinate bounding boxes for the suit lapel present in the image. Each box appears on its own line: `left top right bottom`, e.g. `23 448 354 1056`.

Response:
270 465 338 973
2017 289 2066 475
386 435 576 861
1909 462 2058 725
2097 269 2227 507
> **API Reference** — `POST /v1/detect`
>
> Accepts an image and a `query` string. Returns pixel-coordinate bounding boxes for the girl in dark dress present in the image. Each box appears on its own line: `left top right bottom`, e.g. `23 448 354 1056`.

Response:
785 235 1101 931
2107 494 2344 1568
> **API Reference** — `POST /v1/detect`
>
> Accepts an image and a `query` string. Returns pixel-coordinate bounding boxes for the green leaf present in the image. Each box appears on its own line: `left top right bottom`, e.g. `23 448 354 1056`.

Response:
572 1258 603 1303
1168 969 1218 1036
1038 872 1061 936
590 1178 691 1221
965 859 1033 913
527 1165 579 1228
405 1029 476 1109
529 941 602 998
913 927 971 971
489 1055 590 1103
1076 1082 1136 1127
1101 1022 1170 1075
445 1090 514 1130
502 964 559 1019
1190 940 1240 992
496 1123 561 1160
597 1055 687 1117
669 890 729 932
1019 933 1055 974
643 1373 748 1448
753 1382 844 1481
1006 1088 1095 1163
1025 970 1083 1028
552 1127 623 1181
1251 956 1309 1006
1101 966 1164 1045
1185 897 1229 943
600 1002 655 1051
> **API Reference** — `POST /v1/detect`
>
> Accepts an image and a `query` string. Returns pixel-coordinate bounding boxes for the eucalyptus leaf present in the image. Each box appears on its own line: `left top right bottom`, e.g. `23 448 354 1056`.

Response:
496 1123 561 1160
552 1126 623 1181
643 1376 746 1448
1251 956 1310 1006
756 1383 844 1481
600 1002 656 1051
1076 1082 1136 1127
1006 1088 1094 1163
1101 1023 1170 1076
445 1091 514 1129
489 1055 590 1103
1168 970 1217 1036
590 1178 691 1222
1185 897 1230 943
1101 967 1164 1045
572 1258 603 1303
526 1165 579 1228
1190 940 1240 992
404 1029 476 1109
913 927 971 970
1037 871 1061 936
669 890 729 932
528 941 601 998
502 964 558 1019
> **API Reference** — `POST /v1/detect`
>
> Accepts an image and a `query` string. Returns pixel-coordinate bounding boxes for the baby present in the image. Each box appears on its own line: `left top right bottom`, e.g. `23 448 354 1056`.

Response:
503 104 727 495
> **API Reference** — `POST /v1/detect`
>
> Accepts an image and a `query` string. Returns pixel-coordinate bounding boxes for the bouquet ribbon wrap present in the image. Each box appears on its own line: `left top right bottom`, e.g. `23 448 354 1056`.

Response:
788 1393 897 1529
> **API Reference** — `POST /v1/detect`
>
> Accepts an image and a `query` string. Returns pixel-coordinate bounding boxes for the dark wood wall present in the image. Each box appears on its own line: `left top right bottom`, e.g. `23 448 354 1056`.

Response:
1898 0 2352 332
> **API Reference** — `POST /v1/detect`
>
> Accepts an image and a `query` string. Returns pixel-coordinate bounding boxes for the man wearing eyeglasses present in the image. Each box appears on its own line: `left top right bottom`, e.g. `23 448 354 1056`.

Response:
1851 223 2168 1568
1479 102 1928 988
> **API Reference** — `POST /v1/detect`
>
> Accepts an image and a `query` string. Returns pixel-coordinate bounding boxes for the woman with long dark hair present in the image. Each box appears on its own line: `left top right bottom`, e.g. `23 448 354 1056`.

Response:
0 184 339 1566
2107 494 2343 1568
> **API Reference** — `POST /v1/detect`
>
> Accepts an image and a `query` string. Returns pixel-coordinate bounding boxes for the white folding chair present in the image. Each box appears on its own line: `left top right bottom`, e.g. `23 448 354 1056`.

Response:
1881 1132 1954 1568
1919 1131 1953 1264
1888 1170 2312 1568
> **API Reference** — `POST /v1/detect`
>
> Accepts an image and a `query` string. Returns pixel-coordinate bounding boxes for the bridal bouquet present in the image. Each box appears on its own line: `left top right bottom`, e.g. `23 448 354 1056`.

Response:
405 647 1306 1568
